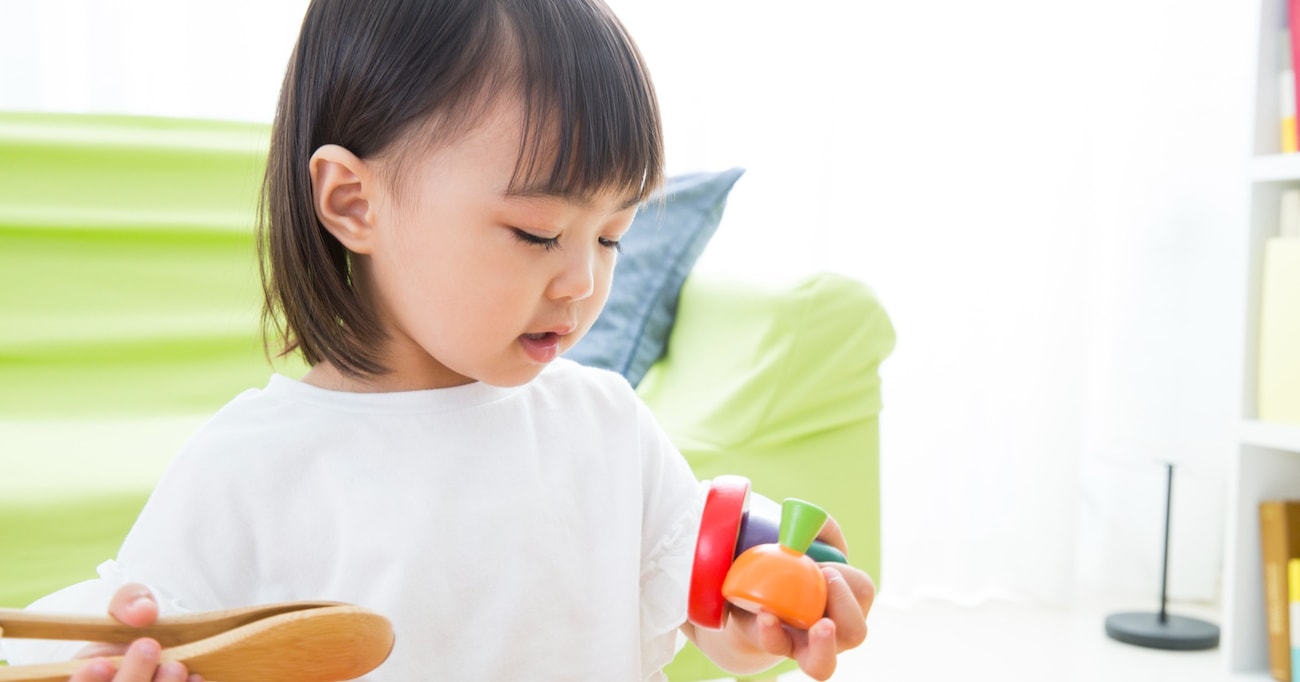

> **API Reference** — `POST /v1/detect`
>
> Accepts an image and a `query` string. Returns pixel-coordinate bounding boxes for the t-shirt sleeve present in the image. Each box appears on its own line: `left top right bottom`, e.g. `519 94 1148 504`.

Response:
634 396 706 677
112 446 257 612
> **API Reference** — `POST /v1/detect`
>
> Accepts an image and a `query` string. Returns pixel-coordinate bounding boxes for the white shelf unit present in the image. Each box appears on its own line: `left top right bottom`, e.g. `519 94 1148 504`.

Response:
1224 0 1300 675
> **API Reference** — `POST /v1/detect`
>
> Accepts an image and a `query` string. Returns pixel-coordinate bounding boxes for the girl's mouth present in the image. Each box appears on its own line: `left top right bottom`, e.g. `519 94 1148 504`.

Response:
519 331 562 363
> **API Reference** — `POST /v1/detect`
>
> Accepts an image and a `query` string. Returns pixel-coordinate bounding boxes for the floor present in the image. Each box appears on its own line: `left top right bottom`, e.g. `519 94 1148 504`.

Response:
769 592 1243 682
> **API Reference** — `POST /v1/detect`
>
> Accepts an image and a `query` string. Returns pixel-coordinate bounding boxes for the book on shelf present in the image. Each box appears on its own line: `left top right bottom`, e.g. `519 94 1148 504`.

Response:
1259 238 1300 424
1281 189 1300 238
1283 26 1297 153
1292 558 1300 680
1289 0 1300 152
1261 500 1300 681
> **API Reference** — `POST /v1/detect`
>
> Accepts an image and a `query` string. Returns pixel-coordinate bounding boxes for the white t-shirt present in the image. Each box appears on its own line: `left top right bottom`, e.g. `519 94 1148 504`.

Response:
4 359 706 681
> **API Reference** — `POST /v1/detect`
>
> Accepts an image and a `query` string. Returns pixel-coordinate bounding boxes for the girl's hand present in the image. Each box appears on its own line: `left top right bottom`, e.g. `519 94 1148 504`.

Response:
693 514 876 680
727 563 874 681
68 583 201 682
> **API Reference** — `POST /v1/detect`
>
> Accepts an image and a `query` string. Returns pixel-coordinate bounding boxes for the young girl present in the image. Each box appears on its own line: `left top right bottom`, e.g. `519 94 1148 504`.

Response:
3 0 873 680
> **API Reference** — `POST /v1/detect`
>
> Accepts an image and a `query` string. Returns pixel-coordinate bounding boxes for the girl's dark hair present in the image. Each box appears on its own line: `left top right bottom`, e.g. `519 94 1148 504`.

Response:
259 0 664 376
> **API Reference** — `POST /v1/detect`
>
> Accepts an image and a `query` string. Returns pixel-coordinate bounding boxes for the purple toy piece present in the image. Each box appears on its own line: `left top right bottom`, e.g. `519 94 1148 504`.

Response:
736 510 847 564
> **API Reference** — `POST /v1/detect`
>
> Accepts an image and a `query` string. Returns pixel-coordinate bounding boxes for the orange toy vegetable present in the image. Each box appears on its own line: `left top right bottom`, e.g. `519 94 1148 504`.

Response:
721 499 829 630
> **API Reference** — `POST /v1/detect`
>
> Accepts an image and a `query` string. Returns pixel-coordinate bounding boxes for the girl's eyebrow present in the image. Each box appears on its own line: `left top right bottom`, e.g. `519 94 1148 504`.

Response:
503 187 643 212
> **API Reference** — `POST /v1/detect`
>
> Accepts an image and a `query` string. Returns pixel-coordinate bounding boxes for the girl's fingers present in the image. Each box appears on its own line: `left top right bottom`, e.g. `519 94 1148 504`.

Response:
114 638 162 681
725 563 875 676
68 658 115 682
795 619 839 681
108 584 159 628
152 661 189 682
823 564 876 613
822 568 869 649
814 515 849 557
753 611 794 659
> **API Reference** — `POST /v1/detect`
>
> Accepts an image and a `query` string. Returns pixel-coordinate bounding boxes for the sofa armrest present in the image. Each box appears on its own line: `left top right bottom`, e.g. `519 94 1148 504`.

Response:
638 268 894 578
638 271 894 463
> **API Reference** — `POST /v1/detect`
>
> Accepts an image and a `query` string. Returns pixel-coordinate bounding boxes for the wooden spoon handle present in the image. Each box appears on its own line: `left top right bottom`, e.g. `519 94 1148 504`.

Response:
0 606 394 682
0 658 106 682
0 601 341 647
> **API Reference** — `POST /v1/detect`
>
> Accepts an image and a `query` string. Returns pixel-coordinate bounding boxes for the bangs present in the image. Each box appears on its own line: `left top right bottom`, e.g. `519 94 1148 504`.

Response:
500 0 664 205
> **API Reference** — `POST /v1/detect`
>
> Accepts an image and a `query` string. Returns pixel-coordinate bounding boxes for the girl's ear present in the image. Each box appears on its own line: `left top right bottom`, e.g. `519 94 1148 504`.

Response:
309 144 377 254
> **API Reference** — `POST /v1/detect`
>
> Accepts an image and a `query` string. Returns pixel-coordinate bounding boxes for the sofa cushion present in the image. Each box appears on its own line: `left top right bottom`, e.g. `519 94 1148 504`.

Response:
565 168 743 386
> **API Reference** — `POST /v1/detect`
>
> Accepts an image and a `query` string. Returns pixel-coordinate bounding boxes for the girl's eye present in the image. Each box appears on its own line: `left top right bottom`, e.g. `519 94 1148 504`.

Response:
599 237 623 253
512 228 560 251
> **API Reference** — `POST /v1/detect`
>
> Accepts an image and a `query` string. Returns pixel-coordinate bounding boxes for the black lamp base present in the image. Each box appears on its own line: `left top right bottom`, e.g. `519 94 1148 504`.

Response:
1104 611 1220 651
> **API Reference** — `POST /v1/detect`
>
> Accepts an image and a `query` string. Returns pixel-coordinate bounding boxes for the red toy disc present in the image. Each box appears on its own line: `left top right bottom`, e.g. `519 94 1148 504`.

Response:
687 475 751 629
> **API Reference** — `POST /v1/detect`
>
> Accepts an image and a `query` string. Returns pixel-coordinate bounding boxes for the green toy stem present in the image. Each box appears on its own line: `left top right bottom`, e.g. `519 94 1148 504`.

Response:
779 499 829 554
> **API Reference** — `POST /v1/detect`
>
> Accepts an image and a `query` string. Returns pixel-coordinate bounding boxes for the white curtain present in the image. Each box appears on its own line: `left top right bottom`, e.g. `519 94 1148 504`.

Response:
0 0 1252 607
609 0 1251 608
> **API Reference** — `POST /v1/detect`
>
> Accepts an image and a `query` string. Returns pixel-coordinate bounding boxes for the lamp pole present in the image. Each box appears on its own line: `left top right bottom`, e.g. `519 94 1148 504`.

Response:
1103 461 1219 650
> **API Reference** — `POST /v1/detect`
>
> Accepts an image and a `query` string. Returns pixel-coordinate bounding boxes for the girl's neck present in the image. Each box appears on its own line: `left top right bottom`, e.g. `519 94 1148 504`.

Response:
300 361 475 393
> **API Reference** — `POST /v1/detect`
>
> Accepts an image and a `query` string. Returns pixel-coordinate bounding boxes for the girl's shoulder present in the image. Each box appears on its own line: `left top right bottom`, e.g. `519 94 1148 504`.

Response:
160 376 329 474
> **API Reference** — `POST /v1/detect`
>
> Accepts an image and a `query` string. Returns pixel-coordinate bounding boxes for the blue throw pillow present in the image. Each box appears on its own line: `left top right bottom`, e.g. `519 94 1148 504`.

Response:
567 167 745 386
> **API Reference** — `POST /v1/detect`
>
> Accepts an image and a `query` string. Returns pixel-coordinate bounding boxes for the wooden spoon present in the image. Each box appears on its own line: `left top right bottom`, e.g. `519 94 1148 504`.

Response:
0 601 342 648
0 605 394 682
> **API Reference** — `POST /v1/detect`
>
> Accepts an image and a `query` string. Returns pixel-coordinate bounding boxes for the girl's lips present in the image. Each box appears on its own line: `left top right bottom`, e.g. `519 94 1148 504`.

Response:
519 331 563 363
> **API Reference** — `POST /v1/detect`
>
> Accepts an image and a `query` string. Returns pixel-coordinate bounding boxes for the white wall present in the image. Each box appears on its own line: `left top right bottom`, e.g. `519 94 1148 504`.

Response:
607 0 1252 605
1073 0 1251 601
0 1 301 122
0 0 1255 606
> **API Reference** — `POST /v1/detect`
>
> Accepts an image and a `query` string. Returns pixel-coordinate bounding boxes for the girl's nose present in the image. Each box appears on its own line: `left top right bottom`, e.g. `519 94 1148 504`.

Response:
547 246 597 301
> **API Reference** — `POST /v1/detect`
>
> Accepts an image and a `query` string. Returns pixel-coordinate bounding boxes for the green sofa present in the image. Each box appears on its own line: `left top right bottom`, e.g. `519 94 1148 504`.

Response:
0 113 894 680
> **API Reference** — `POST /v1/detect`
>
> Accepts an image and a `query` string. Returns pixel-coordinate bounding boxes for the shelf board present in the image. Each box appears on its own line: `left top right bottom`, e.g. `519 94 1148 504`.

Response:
1249 154 1300 182
1240 419 1300 451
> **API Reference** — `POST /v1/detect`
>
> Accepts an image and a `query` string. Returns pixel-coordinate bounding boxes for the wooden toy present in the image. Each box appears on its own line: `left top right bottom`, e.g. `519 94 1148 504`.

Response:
736 507 847 565
688 475 751 630
0 601 393 682
722 498 829 631
688 476 844 630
